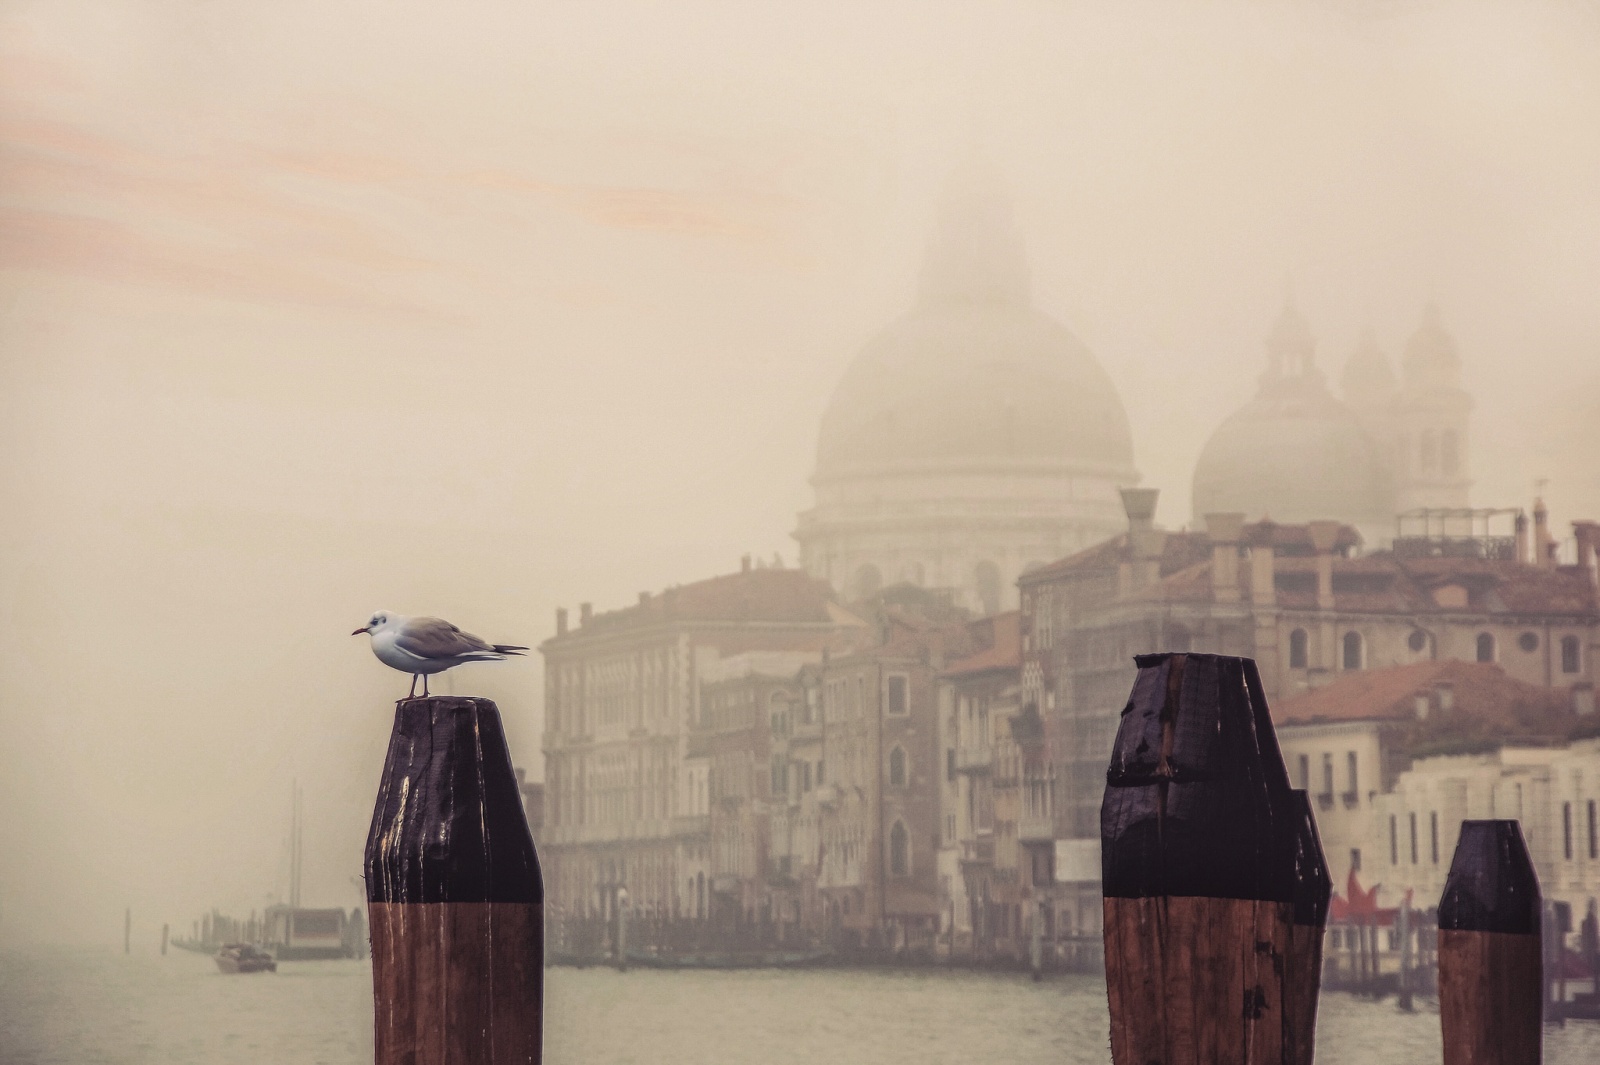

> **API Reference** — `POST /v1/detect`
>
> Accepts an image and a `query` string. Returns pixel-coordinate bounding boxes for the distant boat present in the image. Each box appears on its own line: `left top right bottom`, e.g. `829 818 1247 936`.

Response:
214 943 277 974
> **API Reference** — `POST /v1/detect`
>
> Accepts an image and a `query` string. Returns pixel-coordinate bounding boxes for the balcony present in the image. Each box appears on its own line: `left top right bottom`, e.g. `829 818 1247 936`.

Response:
959 837 995 866
1018 813 1054 843
1315 792 1335 812
955 743 993 773
1340 790 1360 810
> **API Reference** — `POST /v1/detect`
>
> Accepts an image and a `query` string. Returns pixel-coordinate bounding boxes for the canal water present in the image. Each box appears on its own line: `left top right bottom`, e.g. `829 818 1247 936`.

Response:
4 947 1600 1064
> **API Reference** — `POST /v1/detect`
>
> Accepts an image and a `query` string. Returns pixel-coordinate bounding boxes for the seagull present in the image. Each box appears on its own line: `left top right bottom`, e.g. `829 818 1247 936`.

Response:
351 611 528 698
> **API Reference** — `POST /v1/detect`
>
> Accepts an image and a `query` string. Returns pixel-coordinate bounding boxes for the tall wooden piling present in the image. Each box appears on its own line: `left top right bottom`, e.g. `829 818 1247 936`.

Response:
365 697 544 1065
1438 820 1541 1065
1102 653 1330 1065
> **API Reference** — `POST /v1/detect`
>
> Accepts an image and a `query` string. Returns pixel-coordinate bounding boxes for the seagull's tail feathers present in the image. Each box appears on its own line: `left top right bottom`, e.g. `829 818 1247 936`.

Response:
492 644 530 656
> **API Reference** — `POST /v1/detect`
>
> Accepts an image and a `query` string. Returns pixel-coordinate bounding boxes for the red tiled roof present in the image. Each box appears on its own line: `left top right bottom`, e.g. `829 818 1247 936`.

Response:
943 612 1022 676
581 567 838 630
1273 660 1570 727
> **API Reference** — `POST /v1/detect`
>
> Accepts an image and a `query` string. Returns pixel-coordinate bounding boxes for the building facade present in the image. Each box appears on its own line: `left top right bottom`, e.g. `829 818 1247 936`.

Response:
538 562 859 922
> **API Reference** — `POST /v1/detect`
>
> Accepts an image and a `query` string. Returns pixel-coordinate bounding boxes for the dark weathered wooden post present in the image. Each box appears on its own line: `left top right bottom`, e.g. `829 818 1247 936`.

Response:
365 697 543 1065
1438 820 1541 1065
1102 653 1329 1065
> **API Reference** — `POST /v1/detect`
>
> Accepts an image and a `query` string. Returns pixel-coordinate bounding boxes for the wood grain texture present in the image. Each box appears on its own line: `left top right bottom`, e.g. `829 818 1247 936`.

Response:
1438 929 1541 1065
371 901 544 1065
1105 896 1299 1065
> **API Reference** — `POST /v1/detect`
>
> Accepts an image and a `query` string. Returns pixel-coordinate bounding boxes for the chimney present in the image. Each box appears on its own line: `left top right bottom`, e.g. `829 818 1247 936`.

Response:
1205 513 1245 604
741 554 752 573
1247 520 1277 607
1574 521 1600 586
1514 511 1530 565
1534 499 1553 569
1119 488 1164 592
555 606 568 636
1307 521 1342 611
580 602 592 626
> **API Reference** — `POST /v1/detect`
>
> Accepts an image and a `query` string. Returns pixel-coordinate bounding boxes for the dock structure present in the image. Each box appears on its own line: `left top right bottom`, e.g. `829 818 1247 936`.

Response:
1438 820 1542 1065
1101 653 1331 1065
365 696 544 1065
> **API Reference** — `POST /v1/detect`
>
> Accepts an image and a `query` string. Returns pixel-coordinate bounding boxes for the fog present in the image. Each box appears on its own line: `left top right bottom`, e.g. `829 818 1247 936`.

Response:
1 0 1598 945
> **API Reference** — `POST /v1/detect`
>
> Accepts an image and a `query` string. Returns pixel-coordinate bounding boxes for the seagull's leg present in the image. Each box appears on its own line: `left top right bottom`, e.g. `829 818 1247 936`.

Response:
423 674 431 697
408 674 418 699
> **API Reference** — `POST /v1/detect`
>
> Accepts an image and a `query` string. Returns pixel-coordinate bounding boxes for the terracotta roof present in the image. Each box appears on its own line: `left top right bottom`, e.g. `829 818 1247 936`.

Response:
1019 529 1213 585
580 567 838 630
943 612 1022 676
1273 660 1574 750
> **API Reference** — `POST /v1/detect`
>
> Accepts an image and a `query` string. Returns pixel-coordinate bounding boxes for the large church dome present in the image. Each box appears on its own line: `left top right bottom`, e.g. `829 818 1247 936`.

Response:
1192 304 1395 544
796 165 1140 615
815 169 1135 482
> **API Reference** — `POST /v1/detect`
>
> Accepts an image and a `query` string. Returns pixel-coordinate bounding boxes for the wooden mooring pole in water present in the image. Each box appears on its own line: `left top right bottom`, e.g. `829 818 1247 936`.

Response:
1438 819 1541 1065
365 697 544 1065
1101 653 1331 1065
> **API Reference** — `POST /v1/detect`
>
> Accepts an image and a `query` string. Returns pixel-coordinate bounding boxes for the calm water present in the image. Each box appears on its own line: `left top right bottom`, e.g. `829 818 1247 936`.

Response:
4 947 1600 1064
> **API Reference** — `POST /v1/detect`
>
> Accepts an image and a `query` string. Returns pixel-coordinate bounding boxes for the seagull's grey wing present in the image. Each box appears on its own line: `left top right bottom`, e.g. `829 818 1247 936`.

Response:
394 617 495 659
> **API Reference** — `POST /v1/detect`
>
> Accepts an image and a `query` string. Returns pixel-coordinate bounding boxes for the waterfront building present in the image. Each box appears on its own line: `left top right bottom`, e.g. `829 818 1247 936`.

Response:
1017 491 1600 940
794 166 1140 615
1273 659 1583 887
808 588 971 950
538 560 860 921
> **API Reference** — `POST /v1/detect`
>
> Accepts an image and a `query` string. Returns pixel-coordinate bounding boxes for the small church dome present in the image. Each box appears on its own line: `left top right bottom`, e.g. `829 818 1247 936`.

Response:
1192 304 1395 543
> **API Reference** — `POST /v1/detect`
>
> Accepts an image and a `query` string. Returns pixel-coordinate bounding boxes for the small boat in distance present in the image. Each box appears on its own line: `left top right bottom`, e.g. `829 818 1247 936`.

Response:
215 943 277 974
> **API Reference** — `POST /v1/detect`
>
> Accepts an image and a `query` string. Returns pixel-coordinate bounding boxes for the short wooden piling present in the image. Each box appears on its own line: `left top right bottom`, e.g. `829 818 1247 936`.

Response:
365 697 544 1065
1102 653 1328 1065
1438 820 1541 1065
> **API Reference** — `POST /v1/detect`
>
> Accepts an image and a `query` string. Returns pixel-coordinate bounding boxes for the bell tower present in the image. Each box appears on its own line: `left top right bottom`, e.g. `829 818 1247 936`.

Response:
1392 305 1472 512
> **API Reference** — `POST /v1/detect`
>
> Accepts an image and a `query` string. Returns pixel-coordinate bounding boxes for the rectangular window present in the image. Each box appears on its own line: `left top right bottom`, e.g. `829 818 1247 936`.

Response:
1350 848 1361 873
817 760 824 785
1430 811 1439 864
1409 812 1418 864
1590 800 1598 860
1564 802 1573 860
886 675 909 716
1297 754 1310 790
1322 754 1334 798
1346 752 1359 795
1389 815 1398 865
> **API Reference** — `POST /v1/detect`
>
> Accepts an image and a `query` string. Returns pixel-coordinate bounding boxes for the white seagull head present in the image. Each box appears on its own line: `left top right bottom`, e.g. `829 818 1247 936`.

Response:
351 610 396 636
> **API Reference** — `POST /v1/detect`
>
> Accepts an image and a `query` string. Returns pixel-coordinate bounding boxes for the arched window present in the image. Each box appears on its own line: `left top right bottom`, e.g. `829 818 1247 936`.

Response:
1420 430 1438 473
1441 430 1460 476
1476 633 1495 663
1289 628 1309 669
1342 631 1363 670
888 746 907 787
854 563 882 600
889 821 909 877
975 560 1002 616
1562 635 1581 674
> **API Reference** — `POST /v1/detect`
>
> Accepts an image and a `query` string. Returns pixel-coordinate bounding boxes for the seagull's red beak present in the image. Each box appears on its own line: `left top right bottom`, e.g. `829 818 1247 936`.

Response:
352 626 370 635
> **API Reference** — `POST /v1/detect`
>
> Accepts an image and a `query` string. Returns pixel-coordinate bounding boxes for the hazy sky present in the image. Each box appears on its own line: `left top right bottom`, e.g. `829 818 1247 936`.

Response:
2 0 1598 944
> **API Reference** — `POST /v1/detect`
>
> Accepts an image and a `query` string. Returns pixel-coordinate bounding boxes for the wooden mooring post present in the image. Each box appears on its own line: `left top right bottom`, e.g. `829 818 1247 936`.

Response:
365 697 544 1065
1102 653 1331 1065
1438 819 1541 1065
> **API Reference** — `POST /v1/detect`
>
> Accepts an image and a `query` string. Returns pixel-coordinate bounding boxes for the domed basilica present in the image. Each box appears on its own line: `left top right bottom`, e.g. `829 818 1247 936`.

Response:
796 169 1474 614
794 169 1139 614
